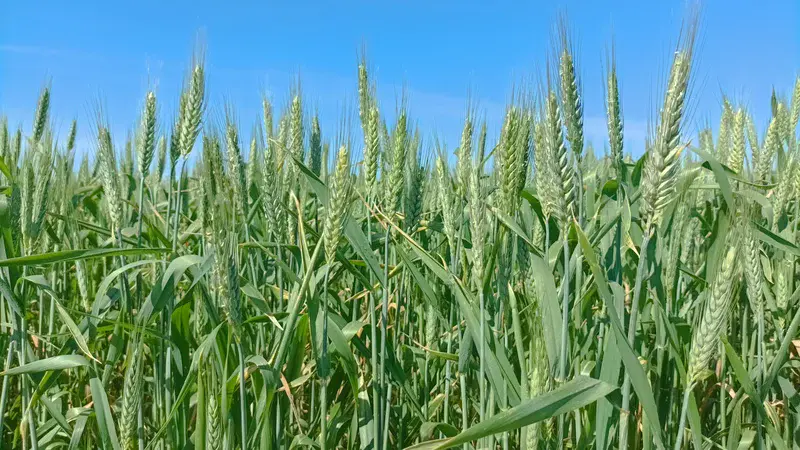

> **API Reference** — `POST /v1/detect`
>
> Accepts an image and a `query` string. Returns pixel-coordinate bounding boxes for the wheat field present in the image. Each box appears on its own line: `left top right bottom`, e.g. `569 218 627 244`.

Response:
0 15 798 450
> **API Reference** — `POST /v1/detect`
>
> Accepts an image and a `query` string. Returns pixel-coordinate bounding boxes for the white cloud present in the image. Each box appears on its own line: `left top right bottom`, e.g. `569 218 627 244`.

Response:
0 44 60 56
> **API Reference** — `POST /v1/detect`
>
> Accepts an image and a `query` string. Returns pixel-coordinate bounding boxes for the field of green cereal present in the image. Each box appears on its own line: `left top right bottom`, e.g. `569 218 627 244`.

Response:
0 13 798 450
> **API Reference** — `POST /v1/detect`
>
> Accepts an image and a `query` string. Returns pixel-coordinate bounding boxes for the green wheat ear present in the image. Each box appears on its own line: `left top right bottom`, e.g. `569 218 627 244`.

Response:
790 75 800 135
261 133 284 241
324 144 351 265
97 126 122 234
19 133 54 251
497 106 527 215
226 118 248 221
728 108 745 174
364 106 381 199
275 112 289 172
225 239 243 328
263 96 274 143
119 334 145 450
776 101 791 146
716 98 733 163
32 86 50 143
456 114 473 200
640 47 692 231
515 110 532 196
746 113 759 156
12 127 22 168
310 115 322 176
545 90 573 224
424 302 439 352
559 35 584 161
436 154 458 253
534 119 555 221
202 132 227 237
122 135 134 195
526 307 550 449
774 259 790 330
773 154 795 231
358 57 370 124
477 120 487 165
741 221 764 317
755 116 780 184
246 135 261 194
0 117 7 160
178 62 206 158
206 363 223 450
664 199 687 300
606 49 624 178
66 119 77 153
468 150 487 287
687 216 741 383
290 94 304 161
386 110 407 213
404 130 424 233
136 91 157 178
282 94 304 246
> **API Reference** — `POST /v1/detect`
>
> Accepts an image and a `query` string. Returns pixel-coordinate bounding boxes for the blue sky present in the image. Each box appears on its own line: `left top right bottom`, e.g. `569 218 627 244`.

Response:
1 0 798 161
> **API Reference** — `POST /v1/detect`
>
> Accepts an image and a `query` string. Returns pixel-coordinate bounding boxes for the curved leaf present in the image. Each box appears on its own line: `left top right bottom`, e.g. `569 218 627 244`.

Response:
0 247 167 268
2 355 89 376
405 376 615 450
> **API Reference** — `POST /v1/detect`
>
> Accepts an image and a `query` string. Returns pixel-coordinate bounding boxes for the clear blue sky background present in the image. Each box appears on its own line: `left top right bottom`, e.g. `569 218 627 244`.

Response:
1 0 798 161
